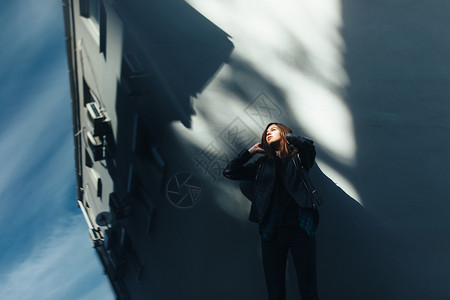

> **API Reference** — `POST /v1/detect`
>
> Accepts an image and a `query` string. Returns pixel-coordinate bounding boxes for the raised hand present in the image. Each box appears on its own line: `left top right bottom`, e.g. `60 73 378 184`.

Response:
248 142 265 155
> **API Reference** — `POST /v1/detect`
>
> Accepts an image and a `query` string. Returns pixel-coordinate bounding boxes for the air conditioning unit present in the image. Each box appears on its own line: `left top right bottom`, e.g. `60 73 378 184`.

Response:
86 102 110 136
86 101 105 121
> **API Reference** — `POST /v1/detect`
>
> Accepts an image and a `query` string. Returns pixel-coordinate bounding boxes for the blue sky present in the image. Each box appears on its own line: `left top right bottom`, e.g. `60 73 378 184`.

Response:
0 1 114 299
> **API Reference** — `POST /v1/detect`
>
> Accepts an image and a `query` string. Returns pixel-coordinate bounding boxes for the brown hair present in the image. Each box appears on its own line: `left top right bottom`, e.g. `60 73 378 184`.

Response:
261 122 297 160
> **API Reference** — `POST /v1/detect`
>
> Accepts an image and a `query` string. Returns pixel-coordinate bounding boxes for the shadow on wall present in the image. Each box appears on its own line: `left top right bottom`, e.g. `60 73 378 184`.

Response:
110 0 234 191
117 0 234 128
101 1 264 299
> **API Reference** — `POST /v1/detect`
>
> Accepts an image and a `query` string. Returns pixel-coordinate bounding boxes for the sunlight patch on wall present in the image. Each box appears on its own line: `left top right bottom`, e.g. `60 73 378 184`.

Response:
317 159 362 205
285 78 356 165
178 0 360 214
188 0 355 166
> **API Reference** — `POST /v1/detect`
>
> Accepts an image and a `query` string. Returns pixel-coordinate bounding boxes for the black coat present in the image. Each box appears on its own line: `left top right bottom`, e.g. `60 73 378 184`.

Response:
223 134 322 223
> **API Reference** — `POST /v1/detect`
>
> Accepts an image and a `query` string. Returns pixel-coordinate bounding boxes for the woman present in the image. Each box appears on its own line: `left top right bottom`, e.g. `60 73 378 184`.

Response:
223 122 321 300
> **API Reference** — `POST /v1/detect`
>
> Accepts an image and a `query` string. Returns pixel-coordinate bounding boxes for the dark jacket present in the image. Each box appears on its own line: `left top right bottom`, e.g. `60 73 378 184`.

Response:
223 134 322 223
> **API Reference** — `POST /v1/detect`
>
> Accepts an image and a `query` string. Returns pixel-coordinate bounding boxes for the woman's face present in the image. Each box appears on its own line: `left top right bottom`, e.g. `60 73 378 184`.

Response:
266 124 282 145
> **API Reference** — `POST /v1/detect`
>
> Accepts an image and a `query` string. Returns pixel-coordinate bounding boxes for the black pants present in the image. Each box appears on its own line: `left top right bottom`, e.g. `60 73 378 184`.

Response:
261 225 319 300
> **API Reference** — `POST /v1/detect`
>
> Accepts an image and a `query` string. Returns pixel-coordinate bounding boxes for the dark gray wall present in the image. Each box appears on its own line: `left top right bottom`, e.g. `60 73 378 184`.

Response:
175 0 450 299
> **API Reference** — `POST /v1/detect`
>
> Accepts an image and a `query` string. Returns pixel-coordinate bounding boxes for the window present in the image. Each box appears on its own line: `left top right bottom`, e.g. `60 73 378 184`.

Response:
79 0 106 55
85 148 94 168
87 166 102 199
83 79 94 106
80 0 99 24
127 168 156 235
89 0 100 25
133 117 165 170
121 53 150 95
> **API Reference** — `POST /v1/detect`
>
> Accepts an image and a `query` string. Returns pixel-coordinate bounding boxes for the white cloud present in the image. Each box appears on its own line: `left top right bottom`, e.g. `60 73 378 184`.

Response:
0 135 74 225
0 2 113 299
77 283 116 300
0 0 64 75
0 58 71 202
0 0 75 237
0 215 114 300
